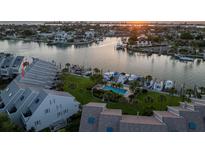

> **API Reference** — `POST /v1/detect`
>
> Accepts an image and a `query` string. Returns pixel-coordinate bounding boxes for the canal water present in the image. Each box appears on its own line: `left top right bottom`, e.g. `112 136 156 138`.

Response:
0 37 205 89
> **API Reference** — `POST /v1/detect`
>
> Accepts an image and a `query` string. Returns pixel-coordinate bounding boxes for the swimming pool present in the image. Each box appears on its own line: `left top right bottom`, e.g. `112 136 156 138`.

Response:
102 86 128 95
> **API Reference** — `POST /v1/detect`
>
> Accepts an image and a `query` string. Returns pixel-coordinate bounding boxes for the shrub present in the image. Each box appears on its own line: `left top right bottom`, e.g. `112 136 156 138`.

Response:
133 99 139 104
86 84 93 91
118 97 128 103
141 106 154 116
142 89 148 94
93 89 105 98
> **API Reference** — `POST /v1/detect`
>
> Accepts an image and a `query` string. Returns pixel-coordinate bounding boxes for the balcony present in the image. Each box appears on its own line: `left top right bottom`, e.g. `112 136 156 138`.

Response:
0 102 5 109
23 109 32 118
8 106 17 114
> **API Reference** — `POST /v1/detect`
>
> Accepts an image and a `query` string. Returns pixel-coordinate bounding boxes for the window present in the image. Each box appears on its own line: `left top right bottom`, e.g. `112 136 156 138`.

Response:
45 108 50 114
34 120 41 126
87 117 95 124
57 112 61 118
64 109 69 114
9 93 12 97
188 122 197 130
20 95 24 101
9 106 17 113
35 98 40 104
106 127 113 132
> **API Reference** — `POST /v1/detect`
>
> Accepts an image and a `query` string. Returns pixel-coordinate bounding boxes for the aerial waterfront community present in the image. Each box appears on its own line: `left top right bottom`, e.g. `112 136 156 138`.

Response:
0 21 205 132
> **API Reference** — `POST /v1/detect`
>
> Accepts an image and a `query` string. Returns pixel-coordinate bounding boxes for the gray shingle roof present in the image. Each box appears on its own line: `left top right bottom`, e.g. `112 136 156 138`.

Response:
12 56 24 67
121 115 164 125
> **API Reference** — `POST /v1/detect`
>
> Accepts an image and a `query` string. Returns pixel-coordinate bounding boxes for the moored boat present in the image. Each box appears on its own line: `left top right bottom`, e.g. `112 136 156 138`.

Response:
179 56 194 62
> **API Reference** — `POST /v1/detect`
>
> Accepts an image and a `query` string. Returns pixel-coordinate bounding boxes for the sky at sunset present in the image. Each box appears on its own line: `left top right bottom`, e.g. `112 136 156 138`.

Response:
0 0 204 21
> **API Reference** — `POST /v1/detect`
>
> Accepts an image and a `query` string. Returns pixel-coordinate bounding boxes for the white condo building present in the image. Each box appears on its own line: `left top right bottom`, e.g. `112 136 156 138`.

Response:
0 53 33 79
0 55 80 131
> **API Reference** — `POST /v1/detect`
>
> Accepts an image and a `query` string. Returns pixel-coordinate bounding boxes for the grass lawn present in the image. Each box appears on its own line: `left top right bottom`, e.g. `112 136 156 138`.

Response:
107 91 182 116
61 73 182 116
62 73 101 104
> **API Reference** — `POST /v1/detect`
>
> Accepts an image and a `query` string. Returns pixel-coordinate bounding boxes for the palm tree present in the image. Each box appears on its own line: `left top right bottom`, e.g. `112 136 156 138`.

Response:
128 94 135 103
65 63 70 72
116 83 123 88
129 80 140 93
186 89 194 98
93 68 100 74
103 91 113 102
111 82 116 87
169 87 176 96
145 75 152 81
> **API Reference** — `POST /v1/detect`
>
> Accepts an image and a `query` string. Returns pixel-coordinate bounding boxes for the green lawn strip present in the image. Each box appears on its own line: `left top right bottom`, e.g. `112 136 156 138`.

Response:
107 91 182 116
62 73 101 104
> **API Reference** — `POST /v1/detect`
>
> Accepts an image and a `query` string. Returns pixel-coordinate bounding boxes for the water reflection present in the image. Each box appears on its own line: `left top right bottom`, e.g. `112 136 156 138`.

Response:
0 38 204 88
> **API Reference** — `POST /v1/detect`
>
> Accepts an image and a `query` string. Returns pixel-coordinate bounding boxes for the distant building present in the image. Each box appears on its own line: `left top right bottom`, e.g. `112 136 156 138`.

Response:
37 32 54 40
79 101 205 132
85 29 95 39
135 40 152 47
54 31 73 44
134 34 152 47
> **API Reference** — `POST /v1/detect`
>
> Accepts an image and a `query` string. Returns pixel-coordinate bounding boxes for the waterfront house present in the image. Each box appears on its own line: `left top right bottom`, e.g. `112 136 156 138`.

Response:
38 32 54 39
54 31 73 44
133 34 152 47
135 40 152 47
85 29 95 39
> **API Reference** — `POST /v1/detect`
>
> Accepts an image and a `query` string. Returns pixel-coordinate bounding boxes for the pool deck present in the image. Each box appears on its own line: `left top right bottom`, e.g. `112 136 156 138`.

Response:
95 83 131 97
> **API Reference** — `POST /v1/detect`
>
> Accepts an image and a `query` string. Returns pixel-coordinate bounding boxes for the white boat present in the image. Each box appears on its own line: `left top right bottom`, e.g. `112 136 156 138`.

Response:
128 74 139 81
117 74 128 84
145 80 154 89
164 80 174 89
116 41 125 50
153 81 164 91
179 56 194 62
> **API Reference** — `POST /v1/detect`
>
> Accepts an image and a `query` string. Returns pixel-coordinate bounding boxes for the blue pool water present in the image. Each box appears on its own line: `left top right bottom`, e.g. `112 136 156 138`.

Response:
103 86 128 95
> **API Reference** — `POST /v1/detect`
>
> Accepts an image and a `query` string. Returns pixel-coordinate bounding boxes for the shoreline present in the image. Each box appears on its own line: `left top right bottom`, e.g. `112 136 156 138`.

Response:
125 46 204 59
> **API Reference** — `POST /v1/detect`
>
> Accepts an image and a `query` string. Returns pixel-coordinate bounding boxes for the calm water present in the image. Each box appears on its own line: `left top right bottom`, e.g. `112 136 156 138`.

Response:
0 38 205 89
